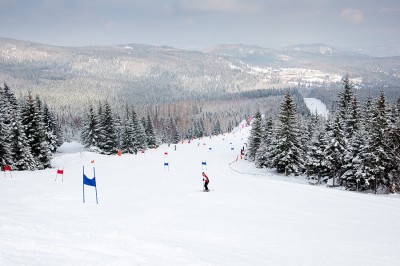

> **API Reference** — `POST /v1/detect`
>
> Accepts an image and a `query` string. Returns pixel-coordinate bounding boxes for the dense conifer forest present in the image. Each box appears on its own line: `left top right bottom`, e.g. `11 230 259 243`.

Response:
247 76 400 194
0 84 62 170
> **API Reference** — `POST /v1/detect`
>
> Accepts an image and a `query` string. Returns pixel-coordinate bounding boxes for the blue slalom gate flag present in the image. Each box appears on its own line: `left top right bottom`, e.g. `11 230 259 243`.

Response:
83 166 98 204
83 173 96 186
202 161 207 165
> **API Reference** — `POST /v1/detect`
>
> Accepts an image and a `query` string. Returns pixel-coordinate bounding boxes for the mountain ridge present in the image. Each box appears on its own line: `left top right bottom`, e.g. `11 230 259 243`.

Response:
1 37 399 115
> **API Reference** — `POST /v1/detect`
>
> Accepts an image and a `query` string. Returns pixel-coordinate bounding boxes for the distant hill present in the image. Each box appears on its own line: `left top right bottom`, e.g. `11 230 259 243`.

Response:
1 37 399 117
205 43 400 86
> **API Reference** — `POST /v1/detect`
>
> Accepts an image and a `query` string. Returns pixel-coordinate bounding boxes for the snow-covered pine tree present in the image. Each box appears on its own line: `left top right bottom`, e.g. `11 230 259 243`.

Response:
2 85 37 170
170 117 180 144
10 111 37 170
42 103 59 152
21 93 52 169
212 119 222 135
0 87 12 167
369 91 391 193
3 83 18 114
98 102 118 154
386 105 400 192
120 107 135 154
247 111 263 161
323 116 345 186
145 115 157 148
341 128 366 190
337 75 355 138
273 93 304 175
81 105 100 151
340 94 361 182
96 103 104 151
132 109 147 152
305 129 328 184
255 116 273 168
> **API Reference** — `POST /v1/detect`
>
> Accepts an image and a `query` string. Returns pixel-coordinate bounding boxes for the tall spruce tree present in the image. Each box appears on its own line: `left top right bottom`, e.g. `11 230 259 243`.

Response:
21 93 52 169
273 93 304 175
324 116 345 186
386 108 400 192
10 111 37 170
369 91 390 193
132 109 147 152
81 105 100 151
98 102 118 154
247 111 263 161
145 115 157 148
121 107 135 153
42 103 59 152
305 129 328 184
255 116 274 168
0 88 12 167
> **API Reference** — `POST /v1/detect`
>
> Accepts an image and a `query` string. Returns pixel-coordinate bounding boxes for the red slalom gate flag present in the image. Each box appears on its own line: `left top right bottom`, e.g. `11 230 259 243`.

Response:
3 165 12 178
57 169 64 175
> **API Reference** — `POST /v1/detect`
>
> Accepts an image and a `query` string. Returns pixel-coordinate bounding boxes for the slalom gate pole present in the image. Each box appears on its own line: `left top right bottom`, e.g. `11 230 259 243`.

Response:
93 167 98 204
83 166 85 203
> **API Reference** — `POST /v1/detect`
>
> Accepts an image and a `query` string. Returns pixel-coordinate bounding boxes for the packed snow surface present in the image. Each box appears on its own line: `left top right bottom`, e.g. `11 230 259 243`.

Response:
1 124 400 265
304 97 330 117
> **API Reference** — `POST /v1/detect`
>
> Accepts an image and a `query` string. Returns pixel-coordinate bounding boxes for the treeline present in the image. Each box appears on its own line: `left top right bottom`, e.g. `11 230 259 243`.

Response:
80 102 225 154
247 76 400 194
0 84 63 171
80 87 310 154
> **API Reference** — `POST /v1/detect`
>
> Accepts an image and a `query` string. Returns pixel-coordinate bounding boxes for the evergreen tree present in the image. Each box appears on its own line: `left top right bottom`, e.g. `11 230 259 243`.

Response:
337 75 354 136
324 116 345 186
169 117 180 144
212 119 222 135
132 109 147 152
42 103 59 152
255 116 273 168
340 95 361 181
98 102 118 154
10 112 37 170
247 111 263 161
341 128 366 190
120 107 135 153
273 93 304 175
21 93 52 169
386 108 400 192
305 129 328 184
81 105 100 150
369 91 390 193
145 115 157 148
0 88 12 167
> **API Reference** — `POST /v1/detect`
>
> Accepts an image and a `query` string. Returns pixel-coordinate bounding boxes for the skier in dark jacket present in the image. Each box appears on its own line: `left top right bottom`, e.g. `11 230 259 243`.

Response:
202 172 210 191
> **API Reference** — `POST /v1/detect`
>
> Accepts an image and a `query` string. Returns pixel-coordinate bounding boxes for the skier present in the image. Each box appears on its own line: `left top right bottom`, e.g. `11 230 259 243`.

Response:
202 172 210 192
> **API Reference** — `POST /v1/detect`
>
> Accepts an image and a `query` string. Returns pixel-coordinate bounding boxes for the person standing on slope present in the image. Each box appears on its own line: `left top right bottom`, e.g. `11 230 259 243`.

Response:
202 172 210 192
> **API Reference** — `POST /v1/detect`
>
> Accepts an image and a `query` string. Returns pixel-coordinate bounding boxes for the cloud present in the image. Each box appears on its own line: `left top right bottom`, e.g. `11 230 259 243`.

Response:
177 0 262 13
341 8 363 23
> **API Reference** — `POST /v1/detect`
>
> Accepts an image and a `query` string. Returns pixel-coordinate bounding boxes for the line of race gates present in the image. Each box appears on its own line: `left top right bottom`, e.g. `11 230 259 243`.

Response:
1 137 248 205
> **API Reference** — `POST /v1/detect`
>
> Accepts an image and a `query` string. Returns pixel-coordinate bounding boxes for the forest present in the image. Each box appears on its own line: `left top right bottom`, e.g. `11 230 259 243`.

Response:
247 76 400 194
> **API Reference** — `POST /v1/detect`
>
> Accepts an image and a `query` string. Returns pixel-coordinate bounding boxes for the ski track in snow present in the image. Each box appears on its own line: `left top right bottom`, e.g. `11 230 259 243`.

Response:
1 124 400 265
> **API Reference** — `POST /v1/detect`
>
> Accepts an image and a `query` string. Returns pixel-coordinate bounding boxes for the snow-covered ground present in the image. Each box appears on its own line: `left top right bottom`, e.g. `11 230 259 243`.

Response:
1 124 400 265
304 97 330 117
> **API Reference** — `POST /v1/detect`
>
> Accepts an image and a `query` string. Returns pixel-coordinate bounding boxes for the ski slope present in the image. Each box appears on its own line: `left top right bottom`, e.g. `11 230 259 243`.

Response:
304 97 330 117
1 124 400 266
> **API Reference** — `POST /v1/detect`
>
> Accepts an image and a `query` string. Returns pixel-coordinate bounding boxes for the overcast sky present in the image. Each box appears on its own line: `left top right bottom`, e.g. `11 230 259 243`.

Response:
1 0 399 52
